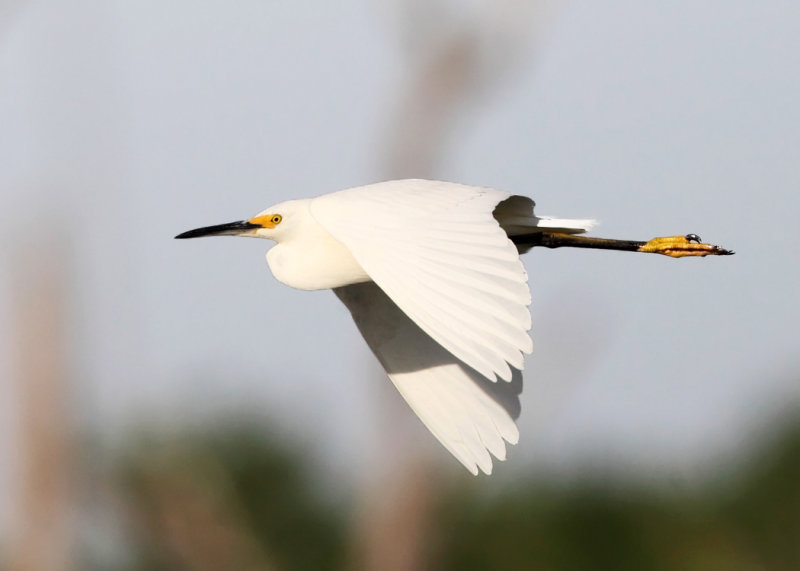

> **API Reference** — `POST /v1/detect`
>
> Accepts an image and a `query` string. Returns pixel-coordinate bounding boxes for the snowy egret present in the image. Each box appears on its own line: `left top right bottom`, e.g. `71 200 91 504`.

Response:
176 179 732 475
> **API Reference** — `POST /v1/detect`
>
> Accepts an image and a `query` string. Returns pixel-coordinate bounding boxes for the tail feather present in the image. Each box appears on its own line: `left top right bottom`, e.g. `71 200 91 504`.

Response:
529 216 597 234
493 195 596 253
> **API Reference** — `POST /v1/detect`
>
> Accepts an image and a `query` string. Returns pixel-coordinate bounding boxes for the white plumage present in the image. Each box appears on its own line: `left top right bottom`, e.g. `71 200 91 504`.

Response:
312 181 535 382
334 281 523 474
177 179 595 474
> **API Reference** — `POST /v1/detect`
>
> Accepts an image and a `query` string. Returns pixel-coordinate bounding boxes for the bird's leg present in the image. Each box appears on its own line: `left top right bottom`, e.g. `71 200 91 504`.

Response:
517 232 734 258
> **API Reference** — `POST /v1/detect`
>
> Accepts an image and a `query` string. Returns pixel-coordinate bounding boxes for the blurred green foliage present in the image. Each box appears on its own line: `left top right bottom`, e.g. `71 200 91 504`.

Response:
113 417 800 570
115 422 345 571
437 422 800 571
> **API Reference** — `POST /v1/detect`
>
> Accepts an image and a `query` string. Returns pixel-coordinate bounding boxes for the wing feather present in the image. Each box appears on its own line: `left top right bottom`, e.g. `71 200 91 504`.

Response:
312 179 531 382
335 282 521 475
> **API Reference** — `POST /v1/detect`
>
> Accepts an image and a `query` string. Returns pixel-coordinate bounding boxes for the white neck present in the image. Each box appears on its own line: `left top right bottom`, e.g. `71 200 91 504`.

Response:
265 201 370 290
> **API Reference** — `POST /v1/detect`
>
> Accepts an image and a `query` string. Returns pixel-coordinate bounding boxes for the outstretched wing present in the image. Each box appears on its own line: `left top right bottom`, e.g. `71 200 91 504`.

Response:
311 179 532 382
335 282 521 475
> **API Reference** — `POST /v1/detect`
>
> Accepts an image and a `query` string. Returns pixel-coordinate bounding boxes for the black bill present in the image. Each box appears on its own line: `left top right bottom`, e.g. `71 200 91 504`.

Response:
175 220 260 239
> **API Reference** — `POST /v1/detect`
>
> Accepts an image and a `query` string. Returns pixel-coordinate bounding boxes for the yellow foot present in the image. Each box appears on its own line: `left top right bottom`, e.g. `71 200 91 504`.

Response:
638 234 734 258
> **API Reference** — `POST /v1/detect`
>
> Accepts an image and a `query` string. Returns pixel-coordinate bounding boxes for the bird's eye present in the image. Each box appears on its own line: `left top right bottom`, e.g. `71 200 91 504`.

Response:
685 233 701 243
271 215 282 225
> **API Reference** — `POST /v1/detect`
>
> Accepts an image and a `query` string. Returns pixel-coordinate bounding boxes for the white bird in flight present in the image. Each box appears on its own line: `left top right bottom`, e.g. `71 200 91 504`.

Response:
176 179 732 475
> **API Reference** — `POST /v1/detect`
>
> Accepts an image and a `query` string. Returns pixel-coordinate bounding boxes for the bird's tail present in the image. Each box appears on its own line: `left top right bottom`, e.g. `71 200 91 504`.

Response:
525 216 597 234
494 195 596 252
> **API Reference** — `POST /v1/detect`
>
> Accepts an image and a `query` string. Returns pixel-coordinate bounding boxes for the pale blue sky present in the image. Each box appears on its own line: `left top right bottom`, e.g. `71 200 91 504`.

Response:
1 1 799 521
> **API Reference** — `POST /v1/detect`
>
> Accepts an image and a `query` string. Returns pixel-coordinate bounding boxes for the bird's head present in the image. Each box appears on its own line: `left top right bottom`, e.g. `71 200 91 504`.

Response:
175 201 300 242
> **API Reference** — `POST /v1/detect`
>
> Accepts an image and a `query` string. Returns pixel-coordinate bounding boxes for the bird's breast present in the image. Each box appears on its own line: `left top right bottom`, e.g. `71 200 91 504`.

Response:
266 231 371 291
